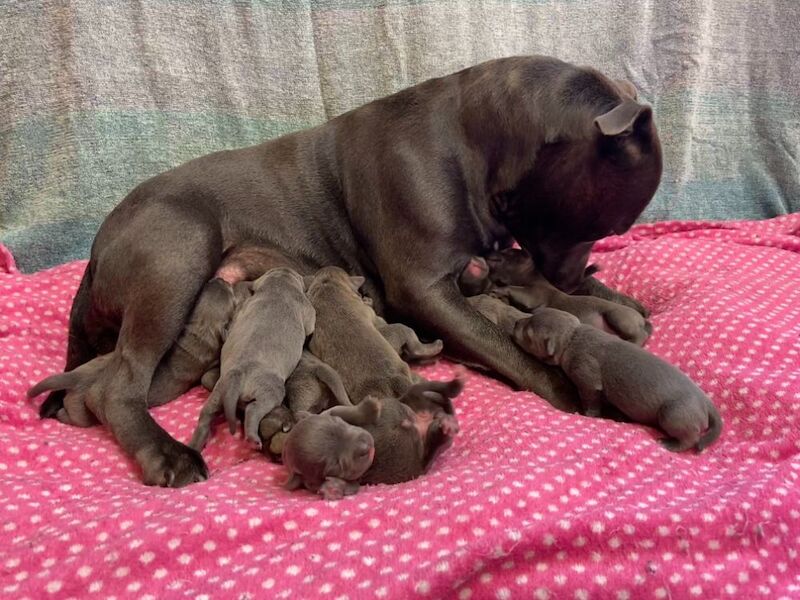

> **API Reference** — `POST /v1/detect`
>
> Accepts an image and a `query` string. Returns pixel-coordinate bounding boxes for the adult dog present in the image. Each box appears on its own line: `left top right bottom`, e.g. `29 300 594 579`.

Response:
36 56 662 486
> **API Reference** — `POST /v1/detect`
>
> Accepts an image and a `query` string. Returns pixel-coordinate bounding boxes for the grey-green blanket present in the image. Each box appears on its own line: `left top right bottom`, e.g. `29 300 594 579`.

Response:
2 0 798 272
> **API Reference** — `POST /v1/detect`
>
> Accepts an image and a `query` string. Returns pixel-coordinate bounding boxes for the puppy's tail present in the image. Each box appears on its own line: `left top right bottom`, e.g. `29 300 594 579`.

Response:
696 402 723 452
314 361 353 406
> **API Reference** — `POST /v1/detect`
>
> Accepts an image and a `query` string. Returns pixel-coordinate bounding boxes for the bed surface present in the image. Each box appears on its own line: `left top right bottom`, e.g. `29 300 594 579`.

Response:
1 216 799 599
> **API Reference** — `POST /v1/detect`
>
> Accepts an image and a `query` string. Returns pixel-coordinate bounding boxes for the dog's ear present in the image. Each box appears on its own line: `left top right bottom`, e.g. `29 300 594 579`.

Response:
615 79 638 100
349 275 366 292
594 100 651 137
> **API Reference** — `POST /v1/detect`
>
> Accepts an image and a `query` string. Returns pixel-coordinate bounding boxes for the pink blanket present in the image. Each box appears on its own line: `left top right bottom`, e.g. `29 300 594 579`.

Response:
1 217 799 599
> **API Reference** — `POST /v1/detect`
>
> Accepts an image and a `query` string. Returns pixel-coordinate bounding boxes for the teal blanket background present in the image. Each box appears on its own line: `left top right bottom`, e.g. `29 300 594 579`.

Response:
2 0 798 272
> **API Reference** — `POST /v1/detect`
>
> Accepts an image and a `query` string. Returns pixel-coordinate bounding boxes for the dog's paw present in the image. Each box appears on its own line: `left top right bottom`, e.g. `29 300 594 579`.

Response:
138 441 209 488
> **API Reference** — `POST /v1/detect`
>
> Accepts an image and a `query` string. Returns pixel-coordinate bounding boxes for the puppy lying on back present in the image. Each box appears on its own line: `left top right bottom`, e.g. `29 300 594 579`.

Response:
190 267 315 449
459 249 651 346
515 308 722 452
282 397 380 500
347 375 464 485
28 277 243 426
284 375 464 498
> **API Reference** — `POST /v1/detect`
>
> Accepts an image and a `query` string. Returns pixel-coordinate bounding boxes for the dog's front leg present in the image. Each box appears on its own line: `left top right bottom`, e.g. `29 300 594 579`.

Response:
386 277 578 412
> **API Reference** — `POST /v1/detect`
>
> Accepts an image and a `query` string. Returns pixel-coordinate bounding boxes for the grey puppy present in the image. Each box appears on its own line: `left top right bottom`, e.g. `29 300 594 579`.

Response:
190 267 315 449
514 308 722 451
282 397 380 500
28 277 241 427
348 375 464 485
306 266 429 402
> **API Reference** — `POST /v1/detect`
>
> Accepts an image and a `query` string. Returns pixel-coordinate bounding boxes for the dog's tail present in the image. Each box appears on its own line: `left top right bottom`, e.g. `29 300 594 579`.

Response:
696 402 723 452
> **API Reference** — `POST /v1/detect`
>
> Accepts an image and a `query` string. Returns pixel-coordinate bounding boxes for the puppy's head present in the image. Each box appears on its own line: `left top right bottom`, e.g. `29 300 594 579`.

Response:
306 266 366 297
513 308 581 364
499 69 661 292
484 248 537 286
282 413 375 488
187 278 238 340
252 266 305 292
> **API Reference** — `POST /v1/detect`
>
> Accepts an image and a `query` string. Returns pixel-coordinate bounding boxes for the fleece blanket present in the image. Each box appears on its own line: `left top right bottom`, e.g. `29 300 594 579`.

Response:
3 0 800 272
1 217 799 599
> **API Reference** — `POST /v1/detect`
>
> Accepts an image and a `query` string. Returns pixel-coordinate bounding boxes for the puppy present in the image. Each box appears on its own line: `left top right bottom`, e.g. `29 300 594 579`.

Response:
306 266 425 402
28 277 242 426
461 251 651 346
347 376 463 485
282 398 380 500
514 308 722 451
189 267 314 449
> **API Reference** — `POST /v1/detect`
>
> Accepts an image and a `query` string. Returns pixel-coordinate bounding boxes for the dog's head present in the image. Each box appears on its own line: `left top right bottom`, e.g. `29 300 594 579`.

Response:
497 70 662 292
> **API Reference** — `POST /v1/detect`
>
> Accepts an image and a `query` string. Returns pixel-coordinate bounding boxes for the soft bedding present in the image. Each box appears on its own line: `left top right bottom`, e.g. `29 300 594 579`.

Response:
1 216 799 599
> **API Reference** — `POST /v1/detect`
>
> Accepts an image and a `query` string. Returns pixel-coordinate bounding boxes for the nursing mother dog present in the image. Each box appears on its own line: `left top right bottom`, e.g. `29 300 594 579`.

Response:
36 55 663 487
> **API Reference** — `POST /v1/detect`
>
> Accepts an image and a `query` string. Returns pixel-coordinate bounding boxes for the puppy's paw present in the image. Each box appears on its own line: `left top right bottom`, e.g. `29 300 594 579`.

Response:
137 441 209 488
438 414 460 437
659 438 690 453
319 478 346 501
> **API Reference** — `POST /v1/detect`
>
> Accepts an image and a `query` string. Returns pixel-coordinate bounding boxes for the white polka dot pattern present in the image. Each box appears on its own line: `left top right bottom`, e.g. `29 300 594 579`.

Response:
1 216 799 599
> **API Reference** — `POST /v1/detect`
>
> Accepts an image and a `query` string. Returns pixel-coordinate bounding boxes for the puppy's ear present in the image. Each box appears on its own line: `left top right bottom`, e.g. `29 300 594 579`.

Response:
615 79 638 100
545 337 557 358
594 100 651 137
349 275 366 292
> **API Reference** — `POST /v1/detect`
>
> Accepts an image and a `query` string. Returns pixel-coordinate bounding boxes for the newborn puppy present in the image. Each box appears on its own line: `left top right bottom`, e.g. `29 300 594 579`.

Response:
461 250 651 346
327 374 464 485
514 308 722 452
306 266 423 402
190 267 315 449
28 277 241 426
467 294 530 335
282 398 380 500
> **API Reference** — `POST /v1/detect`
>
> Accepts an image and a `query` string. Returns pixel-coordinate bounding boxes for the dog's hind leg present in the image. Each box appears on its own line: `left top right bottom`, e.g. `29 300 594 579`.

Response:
82 199 222 486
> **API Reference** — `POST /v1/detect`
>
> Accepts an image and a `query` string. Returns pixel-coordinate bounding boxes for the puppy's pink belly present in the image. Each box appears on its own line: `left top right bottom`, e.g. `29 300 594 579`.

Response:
414 411 435 438
215 264 247 284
